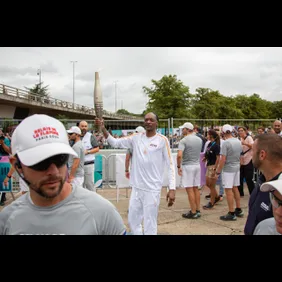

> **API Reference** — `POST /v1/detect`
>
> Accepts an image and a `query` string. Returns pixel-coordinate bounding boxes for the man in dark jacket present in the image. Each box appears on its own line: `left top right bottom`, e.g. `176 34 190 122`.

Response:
244 133 282 235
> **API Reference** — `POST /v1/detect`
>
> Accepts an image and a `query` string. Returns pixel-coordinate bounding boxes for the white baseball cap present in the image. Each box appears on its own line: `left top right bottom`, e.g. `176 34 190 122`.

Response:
67 126 81 135
260 175 282 195
222 124 233 133
135 126 145 133
11 114 78 166
180 122 194 130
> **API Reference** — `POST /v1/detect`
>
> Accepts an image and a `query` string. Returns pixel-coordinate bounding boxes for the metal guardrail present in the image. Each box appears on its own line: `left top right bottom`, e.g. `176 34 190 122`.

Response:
0 83 140 120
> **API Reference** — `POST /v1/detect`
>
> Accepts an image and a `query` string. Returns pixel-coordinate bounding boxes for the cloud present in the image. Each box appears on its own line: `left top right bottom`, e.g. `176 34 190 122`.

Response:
1 47 282 114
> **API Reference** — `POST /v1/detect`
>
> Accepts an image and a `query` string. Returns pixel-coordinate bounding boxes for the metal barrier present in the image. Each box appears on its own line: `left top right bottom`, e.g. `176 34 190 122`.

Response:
97 151 181 202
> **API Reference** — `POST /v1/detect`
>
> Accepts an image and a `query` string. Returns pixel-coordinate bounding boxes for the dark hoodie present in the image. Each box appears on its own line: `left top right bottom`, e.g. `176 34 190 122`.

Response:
244 172 282 235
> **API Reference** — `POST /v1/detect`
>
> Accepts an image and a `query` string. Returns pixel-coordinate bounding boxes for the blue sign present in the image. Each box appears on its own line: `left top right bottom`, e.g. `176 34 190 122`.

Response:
0 161 12 192
94 154 103 189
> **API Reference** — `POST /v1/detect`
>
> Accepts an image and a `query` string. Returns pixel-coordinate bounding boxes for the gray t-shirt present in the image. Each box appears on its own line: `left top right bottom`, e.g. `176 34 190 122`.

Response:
68 140 85 177
178 134 202 165
0 184 126 235
253 217 281 235
220 137 241 172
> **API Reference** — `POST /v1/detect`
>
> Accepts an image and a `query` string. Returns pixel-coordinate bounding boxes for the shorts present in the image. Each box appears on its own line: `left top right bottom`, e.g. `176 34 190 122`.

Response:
181 164 200 188
222 171 240 189
206 165 216 178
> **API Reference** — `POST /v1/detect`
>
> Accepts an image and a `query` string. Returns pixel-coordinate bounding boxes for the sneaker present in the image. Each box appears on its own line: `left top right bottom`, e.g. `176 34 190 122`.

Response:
182 210 200 219
219 212 237 221
196 210 201 217
214 196 221 205
205 194 211 200
234 208 244 217
203 202 214 210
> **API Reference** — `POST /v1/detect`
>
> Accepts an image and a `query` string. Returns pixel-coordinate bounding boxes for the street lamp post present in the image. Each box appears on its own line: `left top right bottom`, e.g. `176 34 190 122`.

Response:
70 61 78 105
113 80 118 112
37 69 41 87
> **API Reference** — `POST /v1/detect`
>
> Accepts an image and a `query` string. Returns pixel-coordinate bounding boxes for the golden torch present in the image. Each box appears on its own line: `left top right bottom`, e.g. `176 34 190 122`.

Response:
94 71 103 131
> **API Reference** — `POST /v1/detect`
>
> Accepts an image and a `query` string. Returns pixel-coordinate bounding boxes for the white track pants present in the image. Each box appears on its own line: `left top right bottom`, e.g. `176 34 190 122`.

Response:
128 187 161 235
83 163 95 192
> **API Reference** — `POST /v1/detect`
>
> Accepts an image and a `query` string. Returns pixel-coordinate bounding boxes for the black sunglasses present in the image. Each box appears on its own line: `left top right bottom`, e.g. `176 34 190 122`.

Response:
28 154 69 171
270 192 282 209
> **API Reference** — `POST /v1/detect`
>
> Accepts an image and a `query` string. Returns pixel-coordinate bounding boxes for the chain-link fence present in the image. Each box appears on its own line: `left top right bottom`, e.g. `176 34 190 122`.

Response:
171 118 277 132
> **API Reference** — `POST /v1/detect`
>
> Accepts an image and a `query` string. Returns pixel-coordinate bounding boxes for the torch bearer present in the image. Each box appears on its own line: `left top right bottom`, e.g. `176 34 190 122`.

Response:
94 71 103 132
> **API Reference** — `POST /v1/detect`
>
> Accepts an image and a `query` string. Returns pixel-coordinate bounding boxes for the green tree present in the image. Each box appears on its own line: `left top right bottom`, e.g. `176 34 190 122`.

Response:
270 100 282 119
116 109 142 117
116 109 131 115
25 82 50 98
142 75 193 119
55 114 69 128
217 96 244 119
233 93 271 119
191 88 224 119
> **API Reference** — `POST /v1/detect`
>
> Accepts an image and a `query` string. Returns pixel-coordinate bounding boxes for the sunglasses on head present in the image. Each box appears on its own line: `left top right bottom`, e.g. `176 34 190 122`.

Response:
28 154 69 171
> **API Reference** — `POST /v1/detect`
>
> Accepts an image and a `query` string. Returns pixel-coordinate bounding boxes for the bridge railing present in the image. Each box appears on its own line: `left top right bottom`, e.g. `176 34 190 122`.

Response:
0 84 140 120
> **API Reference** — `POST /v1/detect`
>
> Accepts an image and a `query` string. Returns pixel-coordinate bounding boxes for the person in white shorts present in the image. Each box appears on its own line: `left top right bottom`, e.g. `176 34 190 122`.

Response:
215 124 243 221
177 122 202 219
66 126 85 186
96 112 176 235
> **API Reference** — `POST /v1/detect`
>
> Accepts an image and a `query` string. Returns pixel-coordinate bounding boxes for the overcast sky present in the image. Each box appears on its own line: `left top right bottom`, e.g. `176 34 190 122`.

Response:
1 47 281 114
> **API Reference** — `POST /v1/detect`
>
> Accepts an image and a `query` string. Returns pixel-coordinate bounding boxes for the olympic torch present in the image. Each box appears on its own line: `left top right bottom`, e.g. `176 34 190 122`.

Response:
94 71 103 132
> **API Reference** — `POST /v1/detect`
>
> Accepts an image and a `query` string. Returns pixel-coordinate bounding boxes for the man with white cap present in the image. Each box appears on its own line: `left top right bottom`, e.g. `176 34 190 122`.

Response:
0 114 126 235
125 126 146 179
215 124 243 221
253 175 282 235
66 126 85 186
177 122 202 219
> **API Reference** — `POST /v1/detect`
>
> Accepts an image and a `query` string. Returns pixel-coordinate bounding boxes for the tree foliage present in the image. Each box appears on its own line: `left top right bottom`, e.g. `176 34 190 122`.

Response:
116 109 142 117
25 82 50 97
142 75 193 119
137 75 282 120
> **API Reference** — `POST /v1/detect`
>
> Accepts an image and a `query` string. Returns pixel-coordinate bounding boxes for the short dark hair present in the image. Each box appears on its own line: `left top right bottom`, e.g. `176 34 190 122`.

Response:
238 126 247 132
145 112 159 122
254 134 282 163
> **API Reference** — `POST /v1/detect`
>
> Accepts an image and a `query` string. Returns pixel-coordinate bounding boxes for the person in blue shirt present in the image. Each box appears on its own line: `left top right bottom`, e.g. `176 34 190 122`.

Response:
244 133 282 235
0 130 11 206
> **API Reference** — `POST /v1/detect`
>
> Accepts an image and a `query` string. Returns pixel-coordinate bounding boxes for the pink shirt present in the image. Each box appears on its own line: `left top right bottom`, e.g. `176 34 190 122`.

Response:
240 135 254 165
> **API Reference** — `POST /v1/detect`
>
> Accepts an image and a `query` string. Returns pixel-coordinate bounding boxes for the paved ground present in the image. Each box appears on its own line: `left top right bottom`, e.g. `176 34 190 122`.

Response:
0 184 250 235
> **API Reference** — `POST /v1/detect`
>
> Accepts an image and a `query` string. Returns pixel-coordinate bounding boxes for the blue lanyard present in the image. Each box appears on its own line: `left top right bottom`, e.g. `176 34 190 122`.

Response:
209 141 216 149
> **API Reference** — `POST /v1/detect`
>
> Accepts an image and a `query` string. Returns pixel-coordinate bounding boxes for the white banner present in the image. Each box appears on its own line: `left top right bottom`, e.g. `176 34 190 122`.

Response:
115 153 182 188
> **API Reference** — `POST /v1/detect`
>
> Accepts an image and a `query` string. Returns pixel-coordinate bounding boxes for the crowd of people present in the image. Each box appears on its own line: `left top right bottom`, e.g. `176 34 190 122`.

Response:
0 114 281 235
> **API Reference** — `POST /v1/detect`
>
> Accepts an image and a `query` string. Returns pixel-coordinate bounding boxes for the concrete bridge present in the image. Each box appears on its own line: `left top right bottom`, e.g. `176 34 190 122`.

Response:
0 84 140 120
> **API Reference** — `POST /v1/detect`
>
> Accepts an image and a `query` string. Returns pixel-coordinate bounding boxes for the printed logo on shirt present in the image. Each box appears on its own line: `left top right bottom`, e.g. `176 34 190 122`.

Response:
260 202 270 212
150 143 158 148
